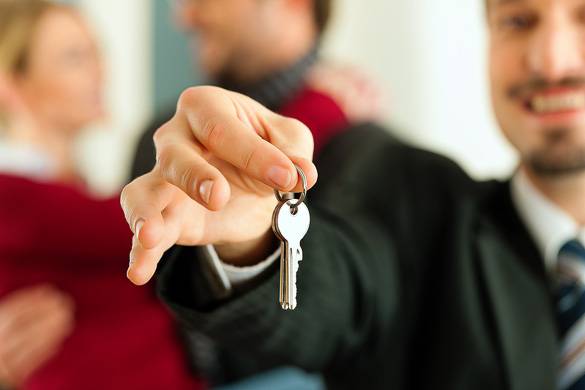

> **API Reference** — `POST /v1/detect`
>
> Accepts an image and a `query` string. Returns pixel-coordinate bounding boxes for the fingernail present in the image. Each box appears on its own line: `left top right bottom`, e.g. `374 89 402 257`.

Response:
199 180 214 204
268 166 292 189
135 219 145 236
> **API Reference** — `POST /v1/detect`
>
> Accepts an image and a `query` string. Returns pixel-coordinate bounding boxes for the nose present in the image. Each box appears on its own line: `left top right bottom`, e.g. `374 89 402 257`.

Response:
527 12 585 81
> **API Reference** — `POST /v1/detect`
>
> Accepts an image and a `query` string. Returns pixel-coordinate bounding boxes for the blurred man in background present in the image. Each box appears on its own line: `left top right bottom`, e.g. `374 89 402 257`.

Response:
121 0 585 388
131 0 380 388
131 0 381 178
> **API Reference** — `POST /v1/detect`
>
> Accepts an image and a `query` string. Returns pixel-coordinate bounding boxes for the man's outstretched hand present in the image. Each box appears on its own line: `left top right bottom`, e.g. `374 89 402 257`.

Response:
121 87 318 285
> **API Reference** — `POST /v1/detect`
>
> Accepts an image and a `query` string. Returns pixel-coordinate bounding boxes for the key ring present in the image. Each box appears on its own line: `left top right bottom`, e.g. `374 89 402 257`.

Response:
274 164 307 214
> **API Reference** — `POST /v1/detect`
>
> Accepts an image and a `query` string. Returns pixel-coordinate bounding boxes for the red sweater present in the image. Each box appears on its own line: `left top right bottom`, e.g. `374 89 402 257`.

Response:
0 175 204 390
279 87 348 156
0 85 347 390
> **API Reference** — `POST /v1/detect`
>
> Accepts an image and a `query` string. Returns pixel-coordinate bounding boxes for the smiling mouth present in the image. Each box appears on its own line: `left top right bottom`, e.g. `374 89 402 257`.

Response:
527 92 585 114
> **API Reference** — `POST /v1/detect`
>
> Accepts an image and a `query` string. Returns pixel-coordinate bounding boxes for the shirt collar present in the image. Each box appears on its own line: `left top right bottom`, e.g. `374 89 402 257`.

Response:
511 169 585 273
216 45 319 111
0 142 57 180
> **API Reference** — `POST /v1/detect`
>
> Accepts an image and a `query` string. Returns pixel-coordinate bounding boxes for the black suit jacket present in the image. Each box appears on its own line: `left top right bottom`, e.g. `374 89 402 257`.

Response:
131 110 173 179
154 123 558 389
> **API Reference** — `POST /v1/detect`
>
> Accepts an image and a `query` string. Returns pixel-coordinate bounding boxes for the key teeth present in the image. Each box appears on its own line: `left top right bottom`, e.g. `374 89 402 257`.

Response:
280 303 297 311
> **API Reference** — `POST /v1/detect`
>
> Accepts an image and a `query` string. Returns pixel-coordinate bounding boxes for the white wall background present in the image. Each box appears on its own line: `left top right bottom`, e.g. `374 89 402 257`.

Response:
323 0 518 179
75 0 152 195
77 0 518 195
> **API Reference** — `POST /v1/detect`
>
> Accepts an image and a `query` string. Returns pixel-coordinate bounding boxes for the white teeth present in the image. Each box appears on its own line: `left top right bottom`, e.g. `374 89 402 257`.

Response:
531 93 585 114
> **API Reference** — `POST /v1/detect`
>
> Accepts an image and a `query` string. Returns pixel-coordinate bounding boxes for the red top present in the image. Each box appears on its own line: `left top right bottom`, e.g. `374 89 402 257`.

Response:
279 87 348 156
0 84 348 390
0 175 204 390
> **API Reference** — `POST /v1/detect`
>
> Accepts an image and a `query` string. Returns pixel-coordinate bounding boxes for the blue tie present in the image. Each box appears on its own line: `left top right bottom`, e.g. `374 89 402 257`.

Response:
557 239 585 389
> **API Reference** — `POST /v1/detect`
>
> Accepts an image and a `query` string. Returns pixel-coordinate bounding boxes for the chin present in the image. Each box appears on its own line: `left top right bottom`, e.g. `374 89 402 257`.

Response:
198 44 230 79
69 113 102 131
201 63 221 80
525 134 585 176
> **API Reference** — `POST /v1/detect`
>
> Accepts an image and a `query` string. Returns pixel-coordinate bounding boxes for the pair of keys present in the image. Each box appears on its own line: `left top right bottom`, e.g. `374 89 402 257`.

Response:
272 165 310 311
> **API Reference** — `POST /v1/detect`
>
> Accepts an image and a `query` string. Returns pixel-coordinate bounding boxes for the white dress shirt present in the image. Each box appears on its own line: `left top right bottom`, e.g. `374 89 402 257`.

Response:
200 245 280 295
511 170 585 274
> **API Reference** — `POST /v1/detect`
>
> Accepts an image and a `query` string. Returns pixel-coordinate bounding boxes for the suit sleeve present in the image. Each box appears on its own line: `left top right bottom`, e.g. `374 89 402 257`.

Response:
157 192 399 371
154 124 408 374
155 123 475 377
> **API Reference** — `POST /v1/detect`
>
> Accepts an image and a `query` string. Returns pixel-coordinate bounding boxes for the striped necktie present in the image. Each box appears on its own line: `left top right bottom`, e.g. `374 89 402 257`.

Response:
557 239 585 389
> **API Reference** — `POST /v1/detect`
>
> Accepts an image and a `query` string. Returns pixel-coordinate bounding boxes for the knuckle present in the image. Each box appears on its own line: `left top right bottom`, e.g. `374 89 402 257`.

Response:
179 165 198 194
242 146 259 171
155 146 174 174
177 87 201 108
177 86 219 109
153 122 172 149
281 117 314 153
200 119 225 150
119 186 129 208
290 118 311 139
152 127 164 147
119 185 135 222
157 144 200 192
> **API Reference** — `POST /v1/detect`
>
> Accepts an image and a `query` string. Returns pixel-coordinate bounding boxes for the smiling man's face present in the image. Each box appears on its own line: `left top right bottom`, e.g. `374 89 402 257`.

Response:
489 0 585 176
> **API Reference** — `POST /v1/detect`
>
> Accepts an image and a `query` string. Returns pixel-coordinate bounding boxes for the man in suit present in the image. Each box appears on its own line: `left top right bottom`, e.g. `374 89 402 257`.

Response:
120 0 585 388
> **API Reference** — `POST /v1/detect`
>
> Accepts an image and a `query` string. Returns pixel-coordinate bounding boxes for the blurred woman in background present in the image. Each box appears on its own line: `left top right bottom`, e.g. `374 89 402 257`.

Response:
0 1 203 389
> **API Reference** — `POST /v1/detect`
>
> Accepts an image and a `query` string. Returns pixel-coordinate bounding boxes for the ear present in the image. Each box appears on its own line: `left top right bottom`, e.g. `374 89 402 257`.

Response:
0 71 30 117
0 73 19 111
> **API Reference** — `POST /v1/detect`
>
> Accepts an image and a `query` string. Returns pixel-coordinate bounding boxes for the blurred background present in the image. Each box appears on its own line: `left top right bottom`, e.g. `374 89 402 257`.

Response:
72 0 517 194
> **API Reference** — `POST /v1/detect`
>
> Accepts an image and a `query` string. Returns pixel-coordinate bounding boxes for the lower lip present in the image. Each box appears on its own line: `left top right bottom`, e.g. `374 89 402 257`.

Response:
523 104 585 126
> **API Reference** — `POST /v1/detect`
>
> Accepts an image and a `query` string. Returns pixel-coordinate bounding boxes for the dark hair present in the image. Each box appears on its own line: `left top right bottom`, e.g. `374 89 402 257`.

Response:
314 0 332 35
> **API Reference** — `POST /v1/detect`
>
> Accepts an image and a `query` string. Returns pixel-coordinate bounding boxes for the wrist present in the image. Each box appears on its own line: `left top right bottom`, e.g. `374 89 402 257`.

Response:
215 229 278 267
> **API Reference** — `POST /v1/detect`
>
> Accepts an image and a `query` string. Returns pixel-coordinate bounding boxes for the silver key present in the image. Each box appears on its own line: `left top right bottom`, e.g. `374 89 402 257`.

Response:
272 200 310 310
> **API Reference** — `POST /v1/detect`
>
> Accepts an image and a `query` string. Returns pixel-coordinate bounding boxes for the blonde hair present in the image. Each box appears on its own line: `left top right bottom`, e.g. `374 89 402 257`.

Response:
0 0 68 75
0 0 68 130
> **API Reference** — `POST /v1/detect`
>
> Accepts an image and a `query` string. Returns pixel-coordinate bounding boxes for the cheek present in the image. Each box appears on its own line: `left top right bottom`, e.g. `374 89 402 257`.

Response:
489 50 511 121
210 2 257 44
45 75 90 110
28 71 101 126
489 44 525 115
22 76 68 115
197 11 234 53
488 43 530 148
489 45 511 95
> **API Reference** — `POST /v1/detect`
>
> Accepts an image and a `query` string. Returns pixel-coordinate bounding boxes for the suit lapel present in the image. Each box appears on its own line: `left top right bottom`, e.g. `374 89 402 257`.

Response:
476 182 557 390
